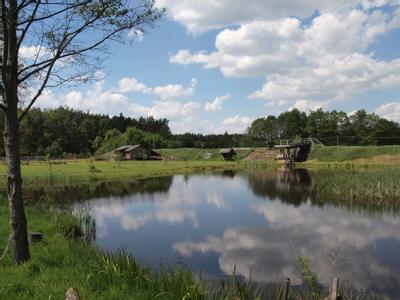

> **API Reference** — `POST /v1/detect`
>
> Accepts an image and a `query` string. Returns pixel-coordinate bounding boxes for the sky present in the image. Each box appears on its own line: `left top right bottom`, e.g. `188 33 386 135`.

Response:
29 0 400 134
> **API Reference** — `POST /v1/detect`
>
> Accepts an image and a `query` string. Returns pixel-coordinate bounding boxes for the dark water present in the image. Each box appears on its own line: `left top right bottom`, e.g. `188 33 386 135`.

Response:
31 170 400 298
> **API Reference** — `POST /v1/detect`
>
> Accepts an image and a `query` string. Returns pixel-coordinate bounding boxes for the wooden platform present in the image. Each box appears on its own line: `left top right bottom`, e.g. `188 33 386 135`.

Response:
275 139 314 164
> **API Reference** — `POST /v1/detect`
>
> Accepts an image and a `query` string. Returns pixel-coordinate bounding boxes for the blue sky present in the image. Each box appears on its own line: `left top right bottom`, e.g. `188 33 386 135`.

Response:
28 0 400 134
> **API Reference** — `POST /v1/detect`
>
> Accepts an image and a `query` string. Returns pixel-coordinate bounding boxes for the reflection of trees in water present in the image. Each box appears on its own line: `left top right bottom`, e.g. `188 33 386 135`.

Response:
24 176 174 203
246 168 400 214
246 169 312 206
221 170 236 178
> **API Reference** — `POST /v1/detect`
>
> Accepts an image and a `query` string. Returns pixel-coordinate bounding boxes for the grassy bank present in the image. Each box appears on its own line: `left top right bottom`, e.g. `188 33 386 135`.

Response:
0 160 240 187
157 148 254 161
308 168 400 211
307 144 400 165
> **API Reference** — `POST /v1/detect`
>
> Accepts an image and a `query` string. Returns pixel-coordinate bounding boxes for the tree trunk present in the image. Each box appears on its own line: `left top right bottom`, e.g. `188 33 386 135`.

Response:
4 107 30 264
1 0 30 264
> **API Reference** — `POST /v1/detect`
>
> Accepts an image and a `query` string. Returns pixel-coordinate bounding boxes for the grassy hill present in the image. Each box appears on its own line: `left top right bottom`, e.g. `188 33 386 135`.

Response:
308 144 400 164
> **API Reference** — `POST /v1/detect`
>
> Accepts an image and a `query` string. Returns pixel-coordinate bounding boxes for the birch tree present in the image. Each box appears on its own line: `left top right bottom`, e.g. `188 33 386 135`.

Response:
0 0 164 264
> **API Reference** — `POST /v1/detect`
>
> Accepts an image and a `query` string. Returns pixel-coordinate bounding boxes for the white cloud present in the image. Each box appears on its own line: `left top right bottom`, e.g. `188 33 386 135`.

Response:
117 77 150 93
152 78 197 100
34 77 245 134
156 0 398 33
127 29 144 41
375 102 400 122
117 77 196 100
218 115 253 133
170 8 400 109
19 45 42 60
204 94 230 112
173 198 400 288
35 77 201 130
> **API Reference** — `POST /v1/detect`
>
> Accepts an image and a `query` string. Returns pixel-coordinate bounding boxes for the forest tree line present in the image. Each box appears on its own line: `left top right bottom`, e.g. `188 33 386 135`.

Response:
2 107 400 156
247 108 400 147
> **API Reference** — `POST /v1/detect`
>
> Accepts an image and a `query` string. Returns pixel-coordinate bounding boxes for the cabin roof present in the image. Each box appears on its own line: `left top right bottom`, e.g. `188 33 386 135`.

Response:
114 144 161 156
219 148 236 154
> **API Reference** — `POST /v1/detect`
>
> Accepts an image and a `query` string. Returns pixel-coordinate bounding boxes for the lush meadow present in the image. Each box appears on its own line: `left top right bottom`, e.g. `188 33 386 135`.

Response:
0 159 239 187
307 144 400 164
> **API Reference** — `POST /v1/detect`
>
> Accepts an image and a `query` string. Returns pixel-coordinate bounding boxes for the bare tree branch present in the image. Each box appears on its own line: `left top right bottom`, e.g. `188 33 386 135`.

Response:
13 1 41 68
16 0 165 122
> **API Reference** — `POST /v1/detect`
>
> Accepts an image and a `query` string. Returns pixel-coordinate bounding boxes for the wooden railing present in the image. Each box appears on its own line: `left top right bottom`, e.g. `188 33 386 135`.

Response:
278 137 324 146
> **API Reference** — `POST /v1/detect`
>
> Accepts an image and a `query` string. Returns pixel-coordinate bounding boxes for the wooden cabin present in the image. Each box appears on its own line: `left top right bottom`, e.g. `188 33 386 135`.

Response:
114 144 161 160
219 148 237 161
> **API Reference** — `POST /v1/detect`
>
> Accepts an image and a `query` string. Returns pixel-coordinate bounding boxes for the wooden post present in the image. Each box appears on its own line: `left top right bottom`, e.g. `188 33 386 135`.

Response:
65 287 80 300
325 277 340 300
281 278 290 300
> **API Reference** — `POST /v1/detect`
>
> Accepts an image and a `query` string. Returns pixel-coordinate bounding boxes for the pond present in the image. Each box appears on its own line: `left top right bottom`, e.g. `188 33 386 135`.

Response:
29 169 400 298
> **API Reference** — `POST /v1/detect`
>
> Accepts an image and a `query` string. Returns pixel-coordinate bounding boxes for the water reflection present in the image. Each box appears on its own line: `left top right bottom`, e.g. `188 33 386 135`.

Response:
24 176 173 203
246 168 311 206
34 169 400 298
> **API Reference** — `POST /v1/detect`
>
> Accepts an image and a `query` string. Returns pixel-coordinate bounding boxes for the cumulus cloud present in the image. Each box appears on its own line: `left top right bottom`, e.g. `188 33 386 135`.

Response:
117 77 151 93
35 77 202 133
156 0 398 33
375 102 400 122
35 76 248 134
204 94 230 112
152 78 197 100
19 45 48 60
169 7 400 109
174 200 400 289
217 115 253 133
117 77 196 99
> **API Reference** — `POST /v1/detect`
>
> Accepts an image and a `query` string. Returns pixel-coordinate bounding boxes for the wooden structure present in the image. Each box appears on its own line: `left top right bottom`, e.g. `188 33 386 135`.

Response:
114 144 161 160
219 148 237 161
275 138 315 165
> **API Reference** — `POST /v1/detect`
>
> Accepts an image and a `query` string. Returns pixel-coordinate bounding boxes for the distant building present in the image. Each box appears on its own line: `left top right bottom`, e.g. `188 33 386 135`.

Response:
219 148 237 161
114 144 161 160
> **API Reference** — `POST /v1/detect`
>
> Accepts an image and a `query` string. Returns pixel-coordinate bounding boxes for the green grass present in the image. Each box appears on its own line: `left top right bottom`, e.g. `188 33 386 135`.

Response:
308 168 400 211
0 159 240 187
157 148 254 161
308 144 400 163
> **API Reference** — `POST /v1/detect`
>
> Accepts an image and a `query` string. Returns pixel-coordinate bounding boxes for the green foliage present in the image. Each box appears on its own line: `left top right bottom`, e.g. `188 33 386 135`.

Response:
297 256 322 299
98 126 167 153
13 106 399 157
9 107 172 156
88 162 101 173
53 214 82 240
247 108 400 146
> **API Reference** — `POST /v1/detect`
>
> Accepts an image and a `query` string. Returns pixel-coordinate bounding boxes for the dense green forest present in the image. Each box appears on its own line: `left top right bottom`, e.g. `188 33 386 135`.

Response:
2 107 400 156
248 109 400 147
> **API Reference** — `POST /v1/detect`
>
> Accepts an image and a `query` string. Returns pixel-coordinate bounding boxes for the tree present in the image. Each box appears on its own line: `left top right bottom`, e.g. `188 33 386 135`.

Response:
1 0 164 264
277 109 307 139
247 116 278 147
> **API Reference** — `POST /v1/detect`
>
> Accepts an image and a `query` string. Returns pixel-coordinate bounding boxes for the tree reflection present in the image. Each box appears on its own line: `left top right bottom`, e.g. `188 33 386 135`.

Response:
246 168 311 206
24 176 174 203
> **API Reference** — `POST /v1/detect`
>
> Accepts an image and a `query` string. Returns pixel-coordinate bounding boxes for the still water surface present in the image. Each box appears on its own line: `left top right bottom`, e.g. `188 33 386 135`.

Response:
33 169 400 297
